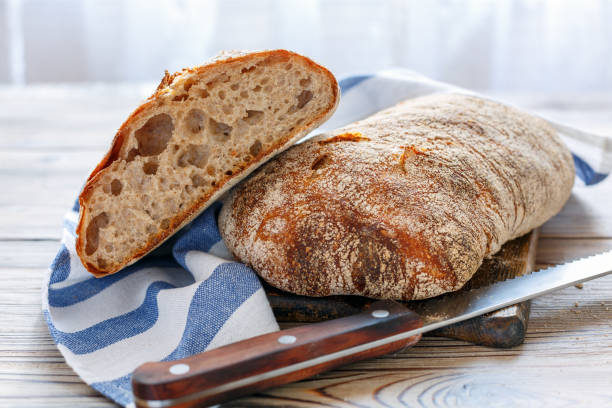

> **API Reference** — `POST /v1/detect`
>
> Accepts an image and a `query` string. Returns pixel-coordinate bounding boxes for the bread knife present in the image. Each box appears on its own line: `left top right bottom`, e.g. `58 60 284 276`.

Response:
132 250 612 407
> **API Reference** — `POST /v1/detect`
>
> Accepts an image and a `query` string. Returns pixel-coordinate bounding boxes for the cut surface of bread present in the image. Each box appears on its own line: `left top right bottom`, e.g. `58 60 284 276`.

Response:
76 50 339 276
219 94 575 300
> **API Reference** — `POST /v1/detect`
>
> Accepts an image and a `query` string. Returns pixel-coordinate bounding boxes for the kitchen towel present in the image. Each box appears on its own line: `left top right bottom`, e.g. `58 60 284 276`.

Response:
43 70 611 407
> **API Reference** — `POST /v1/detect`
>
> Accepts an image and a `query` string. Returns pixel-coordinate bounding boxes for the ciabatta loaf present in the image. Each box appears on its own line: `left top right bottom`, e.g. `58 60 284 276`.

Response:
219 93 574 300
76 50 339 276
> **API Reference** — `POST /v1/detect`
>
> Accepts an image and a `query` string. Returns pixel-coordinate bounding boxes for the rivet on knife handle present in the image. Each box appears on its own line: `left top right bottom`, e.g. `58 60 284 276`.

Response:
131 300 423 407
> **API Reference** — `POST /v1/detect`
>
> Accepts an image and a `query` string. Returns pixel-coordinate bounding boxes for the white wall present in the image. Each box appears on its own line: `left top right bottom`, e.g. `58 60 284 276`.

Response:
2 0 611 92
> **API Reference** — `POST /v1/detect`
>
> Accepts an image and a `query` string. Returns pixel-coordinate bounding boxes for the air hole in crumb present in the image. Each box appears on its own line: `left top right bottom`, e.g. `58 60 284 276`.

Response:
219 90 226 100
297 90 313 109
207 73 230 89
146 225 156 234
97 257 107 269
300 78 311 87
185 109 205 133
261 77 269 85
110 179 122 196
222 105 233 115
311 154 329 171
249 140 262 156
173 145 179 152
209 118 232 141
241 66 256 74
243 110 264 125
135 113 174 156
127 148 139 162
211 181 216 186
172 94 188 102
206 165 215 176
183 78 196 91
178 144 210 168
105 244 113 252
225 170 233 176
161 218 171 229
253 85 262 92
230 84 239 91
198 89 209 98
285 64 292 70
240 91 248 99
143 161 158 175
85 212 109 256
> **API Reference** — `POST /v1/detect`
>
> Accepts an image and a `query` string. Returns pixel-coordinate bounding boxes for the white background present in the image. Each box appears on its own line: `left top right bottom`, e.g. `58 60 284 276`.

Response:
1 0 611 92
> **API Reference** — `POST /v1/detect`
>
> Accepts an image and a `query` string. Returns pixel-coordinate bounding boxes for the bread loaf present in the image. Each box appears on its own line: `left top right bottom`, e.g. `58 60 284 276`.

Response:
76 50 339 276
219 93 574 300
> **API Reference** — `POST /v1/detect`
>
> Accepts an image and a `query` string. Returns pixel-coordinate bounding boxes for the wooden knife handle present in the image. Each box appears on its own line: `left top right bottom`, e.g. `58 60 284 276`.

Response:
132 300 423 407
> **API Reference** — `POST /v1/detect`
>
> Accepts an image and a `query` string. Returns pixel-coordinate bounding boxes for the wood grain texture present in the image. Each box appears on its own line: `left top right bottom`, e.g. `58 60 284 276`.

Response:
0 87 611 407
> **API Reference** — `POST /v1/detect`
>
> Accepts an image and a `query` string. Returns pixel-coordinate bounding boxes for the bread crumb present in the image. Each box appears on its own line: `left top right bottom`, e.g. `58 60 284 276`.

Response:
574 283 584 289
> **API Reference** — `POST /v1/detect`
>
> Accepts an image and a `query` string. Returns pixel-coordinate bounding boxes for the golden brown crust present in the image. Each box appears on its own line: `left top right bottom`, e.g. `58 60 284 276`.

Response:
219 93 575 300
76 50 339 276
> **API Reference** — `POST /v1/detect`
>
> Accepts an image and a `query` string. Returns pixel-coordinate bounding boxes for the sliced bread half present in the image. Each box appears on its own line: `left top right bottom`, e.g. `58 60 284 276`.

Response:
76 50 339 276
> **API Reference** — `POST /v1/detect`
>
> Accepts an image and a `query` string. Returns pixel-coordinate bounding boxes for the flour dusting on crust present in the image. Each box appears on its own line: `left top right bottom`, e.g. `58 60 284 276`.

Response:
219 94 574 300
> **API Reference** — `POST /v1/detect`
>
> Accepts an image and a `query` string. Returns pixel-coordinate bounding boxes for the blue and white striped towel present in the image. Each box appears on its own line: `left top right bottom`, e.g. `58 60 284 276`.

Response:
43 70 611 407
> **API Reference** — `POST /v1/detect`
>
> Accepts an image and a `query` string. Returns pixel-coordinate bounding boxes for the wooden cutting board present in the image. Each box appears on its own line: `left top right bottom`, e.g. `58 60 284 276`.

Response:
265 229 538 348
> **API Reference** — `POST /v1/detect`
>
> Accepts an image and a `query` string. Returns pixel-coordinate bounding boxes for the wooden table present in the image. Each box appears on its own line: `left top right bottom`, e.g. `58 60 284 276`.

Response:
1 86 611 407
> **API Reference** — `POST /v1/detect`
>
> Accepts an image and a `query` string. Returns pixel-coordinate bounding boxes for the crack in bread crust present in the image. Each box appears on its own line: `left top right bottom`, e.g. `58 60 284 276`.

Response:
219 93 575 300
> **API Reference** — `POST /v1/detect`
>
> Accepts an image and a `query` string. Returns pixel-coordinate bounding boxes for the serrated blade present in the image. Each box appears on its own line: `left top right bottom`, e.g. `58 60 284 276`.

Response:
411 249 612 333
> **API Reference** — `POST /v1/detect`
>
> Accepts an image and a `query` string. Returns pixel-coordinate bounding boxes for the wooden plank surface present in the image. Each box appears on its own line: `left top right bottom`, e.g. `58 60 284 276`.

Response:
0 86 611 407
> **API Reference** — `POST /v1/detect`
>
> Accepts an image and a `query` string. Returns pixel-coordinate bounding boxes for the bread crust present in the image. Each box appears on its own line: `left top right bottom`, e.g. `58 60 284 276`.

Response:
76 50 339 276
219 93 575 300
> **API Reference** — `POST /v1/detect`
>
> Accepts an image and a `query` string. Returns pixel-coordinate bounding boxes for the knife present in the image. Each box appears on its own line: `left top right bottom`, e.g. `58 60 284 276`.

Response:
132 250 612 407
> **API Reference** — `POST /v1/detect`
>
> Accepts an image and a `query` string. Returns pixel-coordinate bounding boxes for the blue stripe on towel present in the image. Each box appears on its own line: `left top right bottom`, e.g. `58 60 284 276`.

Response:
47 281 175 354
573 154 608 185
49 245 71 285
162 262 261 358
48 257 181 307
339 74 373 93
91 374 132 407
173 202 223 267
89 263 261 405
